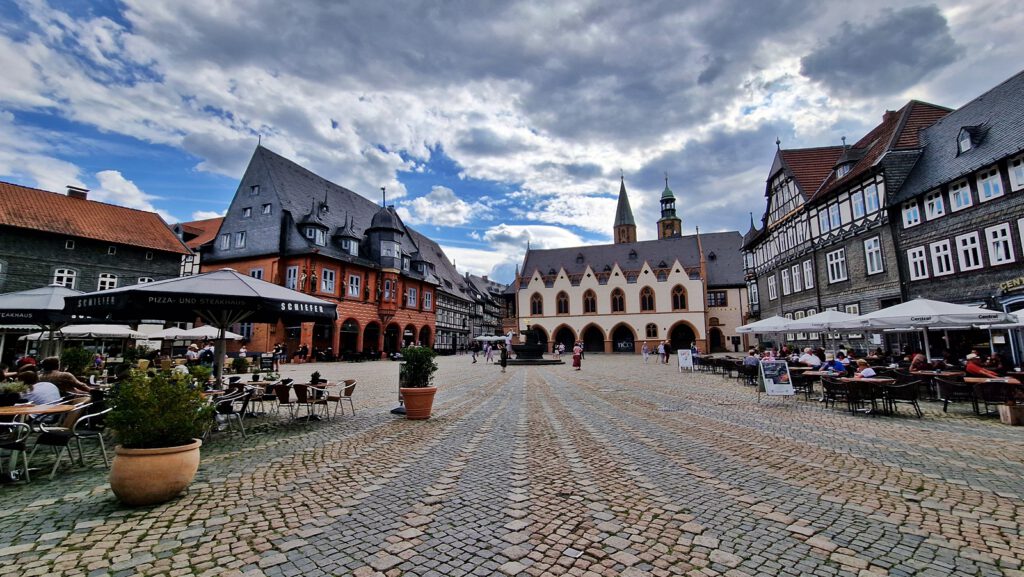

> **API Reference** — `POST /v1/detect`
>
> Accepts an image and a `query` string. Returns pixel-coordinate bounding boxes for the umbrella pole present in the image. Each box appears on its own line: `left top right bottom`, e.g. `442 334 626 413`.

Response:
922 329 932 363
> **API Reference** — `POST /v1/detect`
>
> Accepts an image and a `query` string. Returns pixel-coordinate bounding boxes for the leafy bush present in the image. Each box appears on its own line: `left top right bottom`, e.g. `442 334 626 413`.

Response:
60 346 93 376
230 357 248 374
310 371 321 384
398 346 437 388
189 365 212 387
106 371 214 449
0 381 29 395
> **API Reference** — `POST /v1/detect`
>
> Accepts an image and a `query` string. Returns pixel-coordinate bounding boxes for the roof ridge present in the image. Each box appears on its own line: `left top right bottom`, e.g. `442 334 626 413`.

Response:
0 180 173 218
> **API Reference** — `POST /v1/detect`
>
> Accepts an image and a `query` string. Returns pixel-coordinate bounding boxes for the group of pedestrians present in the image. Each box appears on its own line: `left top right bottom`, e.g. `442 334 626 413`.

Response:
640 340 674 364
469 340 509 372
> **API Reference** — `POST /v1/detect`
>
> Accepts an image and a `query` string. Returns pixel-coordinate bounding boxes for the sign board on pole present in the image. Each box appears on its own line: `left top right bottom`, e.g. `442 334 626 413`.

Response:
677 349 693 371
758 360 794 397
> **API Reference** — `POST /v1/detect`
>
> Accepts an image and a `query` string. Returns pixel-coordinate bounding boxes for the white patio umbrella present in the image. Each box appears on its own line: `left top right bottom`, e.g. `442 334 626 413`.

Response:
19 324 146 340
736 315 792 334
149 325 244 341
782 310 863 357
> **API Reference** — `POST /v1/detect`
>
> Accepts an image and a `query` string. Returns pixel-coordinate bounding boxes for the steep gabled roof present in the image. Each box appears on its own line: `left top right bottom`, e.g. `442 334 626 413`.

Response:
173 217 223 250
0 181 190 255
895 70 1024 204
778 147 844 199
613 177 635 227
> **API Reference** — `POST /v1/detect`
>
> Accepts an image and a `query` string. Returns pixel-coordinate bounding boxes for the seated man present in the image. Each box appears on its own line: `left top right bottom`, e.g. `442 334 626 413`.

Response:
965 353 999 378
20 371 61 405
909 352 930 372
37 356 92 396
798 347 822 368
823 352 847 373
742 350 760 367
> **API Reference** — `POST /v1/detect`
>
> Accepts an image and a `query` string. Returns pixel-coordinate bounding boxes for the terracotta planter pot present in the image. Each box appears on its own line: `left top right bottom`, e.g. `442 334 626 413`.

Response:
400 387 438 420
998 404 1024 426
110 439 202 506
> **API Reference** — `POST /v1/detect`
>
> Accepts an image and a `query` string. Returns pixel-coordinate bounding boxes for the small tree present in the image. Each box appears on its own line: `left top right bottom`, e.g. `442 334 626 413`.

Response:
106 372 214 449
399 346 438 388
60 346 93 376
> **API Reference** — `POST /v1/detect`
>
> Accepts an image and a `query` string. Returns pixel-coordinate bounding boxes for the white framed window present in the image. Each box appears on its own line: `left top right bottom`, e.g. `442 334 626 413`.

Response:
907 246 929 280
423 291 432 311
924 190 945 220
406 287 418 308
794 310 806 340
262 203 272 214
381 241 399 258
285 266 299 290
929 240 954 276
321 269 336 293
781 268 791 295
107 246 117 255
829 204 841 229
137 277 154 284
851 191 865 219
864 184 880 213
249 268 263 280
53 268 77 289
818 210 830 234
826 249 847 283
791 264 802 292
1010 155 1024 192
986 223 1015 265
845 303 860 315
902 201 921 228
304 228 326 246
748 282 759 305
802 260 814 290
767 275 778 301
977 166 1004 202
949 180 972 211
784 312 794 342
249 184 260 196
235 231 246 248
955 232 983 271
807 308 818 340
242 207 252 218
97 273 118 291
348 274 361 297
219 233 230 250
957 129 972 154
65 240 75 250
864 236 884 275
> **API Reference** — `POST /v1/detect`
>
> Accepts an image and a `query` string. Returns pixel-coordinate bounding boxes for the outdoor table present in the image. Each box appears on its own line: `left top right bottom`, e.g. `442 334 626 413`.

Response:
840 377 895 384
0 404 78 419
1001 371 1024 380
964 376 1021 385
788 366 814 371
912 370 966 400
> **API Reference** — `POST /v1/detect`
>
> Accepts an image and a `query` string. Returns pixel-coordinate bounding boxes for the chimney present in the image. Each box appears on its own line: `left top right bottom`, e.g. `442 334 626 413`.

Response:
66 186 89 200
482 275 488 282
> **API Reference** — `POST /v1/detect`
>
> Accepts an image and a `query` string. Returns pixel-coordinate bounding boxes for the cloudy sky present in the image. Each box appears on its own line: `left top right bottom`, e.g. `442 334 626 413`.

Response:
2 1 1022 282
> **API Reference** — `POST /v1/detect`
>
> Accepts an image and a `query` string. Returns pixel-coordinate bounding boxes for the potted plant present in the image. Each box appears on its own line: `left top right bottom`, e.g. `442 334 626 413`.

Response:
0 381 28 406
189 365 213 388
60 346 93 377
998 399 1024 426
230 356 248 375
398 346 438 420
106 371 214 506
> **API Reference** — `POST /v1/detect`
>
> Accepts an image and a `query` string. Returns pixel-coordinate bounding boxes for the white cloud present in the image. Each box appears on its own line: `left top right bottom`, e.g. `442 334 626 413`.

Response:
191 210 226 220
397 186 492 226
92 170 173 221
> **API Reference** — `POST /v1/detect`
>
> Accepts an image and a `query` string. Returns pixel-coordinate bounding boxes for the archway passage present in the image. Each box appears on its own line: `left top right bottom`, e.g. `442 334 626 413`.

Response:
709 327 725 352
670 322 696 353
385 323 402 354
363 322 381 357
418 326 432 348
530 325 549 351
339 318 359 358
611 324 636 353
581 325 604 352
403 324 416 348
553 326 576 353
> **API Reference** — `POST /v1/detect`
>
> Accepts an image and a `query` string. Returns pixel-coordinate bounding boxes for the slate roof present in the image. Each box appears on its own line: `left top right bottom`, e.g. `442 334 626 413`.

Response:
894 70 1024 204
0 181 190 254
173 217 223 250
521 231 744 288
613 177 635 227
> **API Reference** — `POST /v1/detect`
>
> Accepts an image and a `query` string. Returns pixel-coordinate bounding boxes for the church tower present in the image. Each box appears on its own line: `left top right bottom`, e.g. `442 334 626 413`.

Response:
657 174 682 239
612 174 637 244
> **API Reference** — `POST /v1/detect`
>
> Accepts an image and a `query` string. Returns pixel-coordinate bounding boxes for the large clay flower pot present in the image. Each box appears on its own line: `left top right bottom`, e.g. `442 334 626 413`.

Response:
400 387 437 420
110 439 202 506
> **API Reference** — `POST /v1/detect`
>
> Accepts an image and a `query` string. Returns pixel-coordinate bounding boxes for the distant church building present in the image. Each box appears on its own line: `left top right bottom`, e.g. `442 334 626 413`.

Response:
514 176 750 354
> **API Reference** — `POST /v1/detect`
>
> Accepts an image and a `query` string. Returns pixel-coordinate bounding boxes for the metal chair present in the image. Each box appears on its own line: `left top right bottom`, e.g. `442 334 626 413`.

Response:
29 405 110 480
1 422 32 482
327 379 357 418
883 382 923 418
272 381 297 417
821 376 849 411
936 377 976 413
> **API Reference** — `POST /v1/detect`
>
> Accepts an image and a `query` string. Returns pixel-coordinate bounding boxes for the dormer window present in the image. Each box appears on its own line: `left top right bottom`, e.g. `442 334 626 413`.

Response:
575 253 584 264
380 240 399 258
836 163 852 178
957 128 972 154
402 257 410 271
628 249 637 260
304 227 326 246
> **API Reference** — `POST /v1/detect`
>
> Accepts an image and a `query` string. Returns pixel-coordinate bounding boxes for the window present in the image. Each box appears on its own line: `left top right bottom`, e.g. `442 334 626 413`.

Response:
864 184 880 213
977 166 1004 202
107 246 117 255
640 287 655 311
249 184 260 196
957 129 972 154
844 303 860 315
65 240 75 250
784 312 794 342
986 223 1015 265
380 241 399 258
791 264 802 292
851 191 865 219
137 277 154 284
305 228 326 246
285 266 299 290
924 191 945 220
949 180 972 211
902 201 921 228
530 293 543 315
829 204 841 229
611 288 625 313
145 251 153 261
406 287 417 307
237 322 253 340
836 163 851 178
1010 155 1024 191
794 310 806 340
348 274 361 297
802 260 814 289
670 286 686 310
249 268 263 280
262 203 272 214
781 268 791 295
583 290 597 314
321 269 336 293
707 291 727 307
234 231 246 248
864 236 884 275
767 275 778 300
930 240 954 276
818 210 830 234
826 249 847 283
955 233 983 271
556 291 569 315
242 207 252 218
807 308 818 340
907 246 929 280
646 323 658 338
383 280 394 301
219 233 230 250
97 273 118 291
423 291 432 311
748 282 759 305
53 268 76 289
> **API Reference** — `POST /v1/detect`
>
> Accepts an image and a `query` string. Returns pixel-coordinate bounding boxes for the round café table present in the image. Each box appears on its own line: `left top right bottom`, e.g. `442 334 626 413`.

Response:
0 404 79 418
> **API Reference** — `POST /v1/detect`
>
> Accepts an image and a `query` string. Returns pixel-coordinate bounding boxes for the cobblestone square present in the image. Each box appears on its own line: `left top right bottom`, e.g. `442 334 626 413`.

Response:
2 355 1023 576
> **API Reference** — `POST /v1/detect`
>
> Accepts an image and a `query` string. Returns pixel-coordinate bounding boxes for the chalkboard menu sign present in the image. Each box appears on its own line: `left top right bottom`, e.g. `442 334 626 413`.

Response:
259 353 274 371
758 360 794 396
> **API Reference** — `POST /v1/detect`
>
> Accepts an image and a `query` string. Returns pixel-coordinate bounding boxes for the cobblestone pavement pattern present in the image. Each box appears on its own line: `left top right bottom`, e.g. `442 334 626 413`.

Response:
1 355 1023 576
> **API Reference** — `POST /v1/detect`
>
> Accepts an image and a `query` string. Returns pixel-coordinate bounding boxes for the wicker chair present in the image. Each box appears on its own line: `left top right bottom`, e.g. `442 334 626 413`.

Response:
935 377 976 414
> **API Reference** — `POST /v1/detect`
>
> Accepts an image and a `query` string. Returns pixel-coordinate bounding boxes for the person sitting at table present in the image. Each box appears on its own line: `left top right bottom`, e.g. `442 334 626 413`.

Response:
854 359 876 378
743 349 760 367
866 347 887 364
798 348 822 368
38 356 93 396
20 371 60 405
909 351 929 372
823 352 847 373
965 353 999 378
985 352 1005 374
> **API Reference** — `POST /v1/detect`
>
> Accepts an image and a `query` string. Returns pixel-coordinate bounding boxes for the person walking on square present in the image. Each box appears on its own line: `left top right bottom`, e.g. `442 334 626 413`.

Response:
484 342 494 364
642 341 650 364
572 342 582 371
499 343 508 373
657 341 665 364
470 341 479 363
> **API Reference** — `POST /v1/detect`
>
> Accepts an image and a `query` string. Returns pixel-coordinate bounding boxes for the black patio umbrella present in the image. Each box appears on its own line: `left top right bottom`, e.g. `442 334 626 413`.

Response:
64 269 337 383
0 284 85 357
